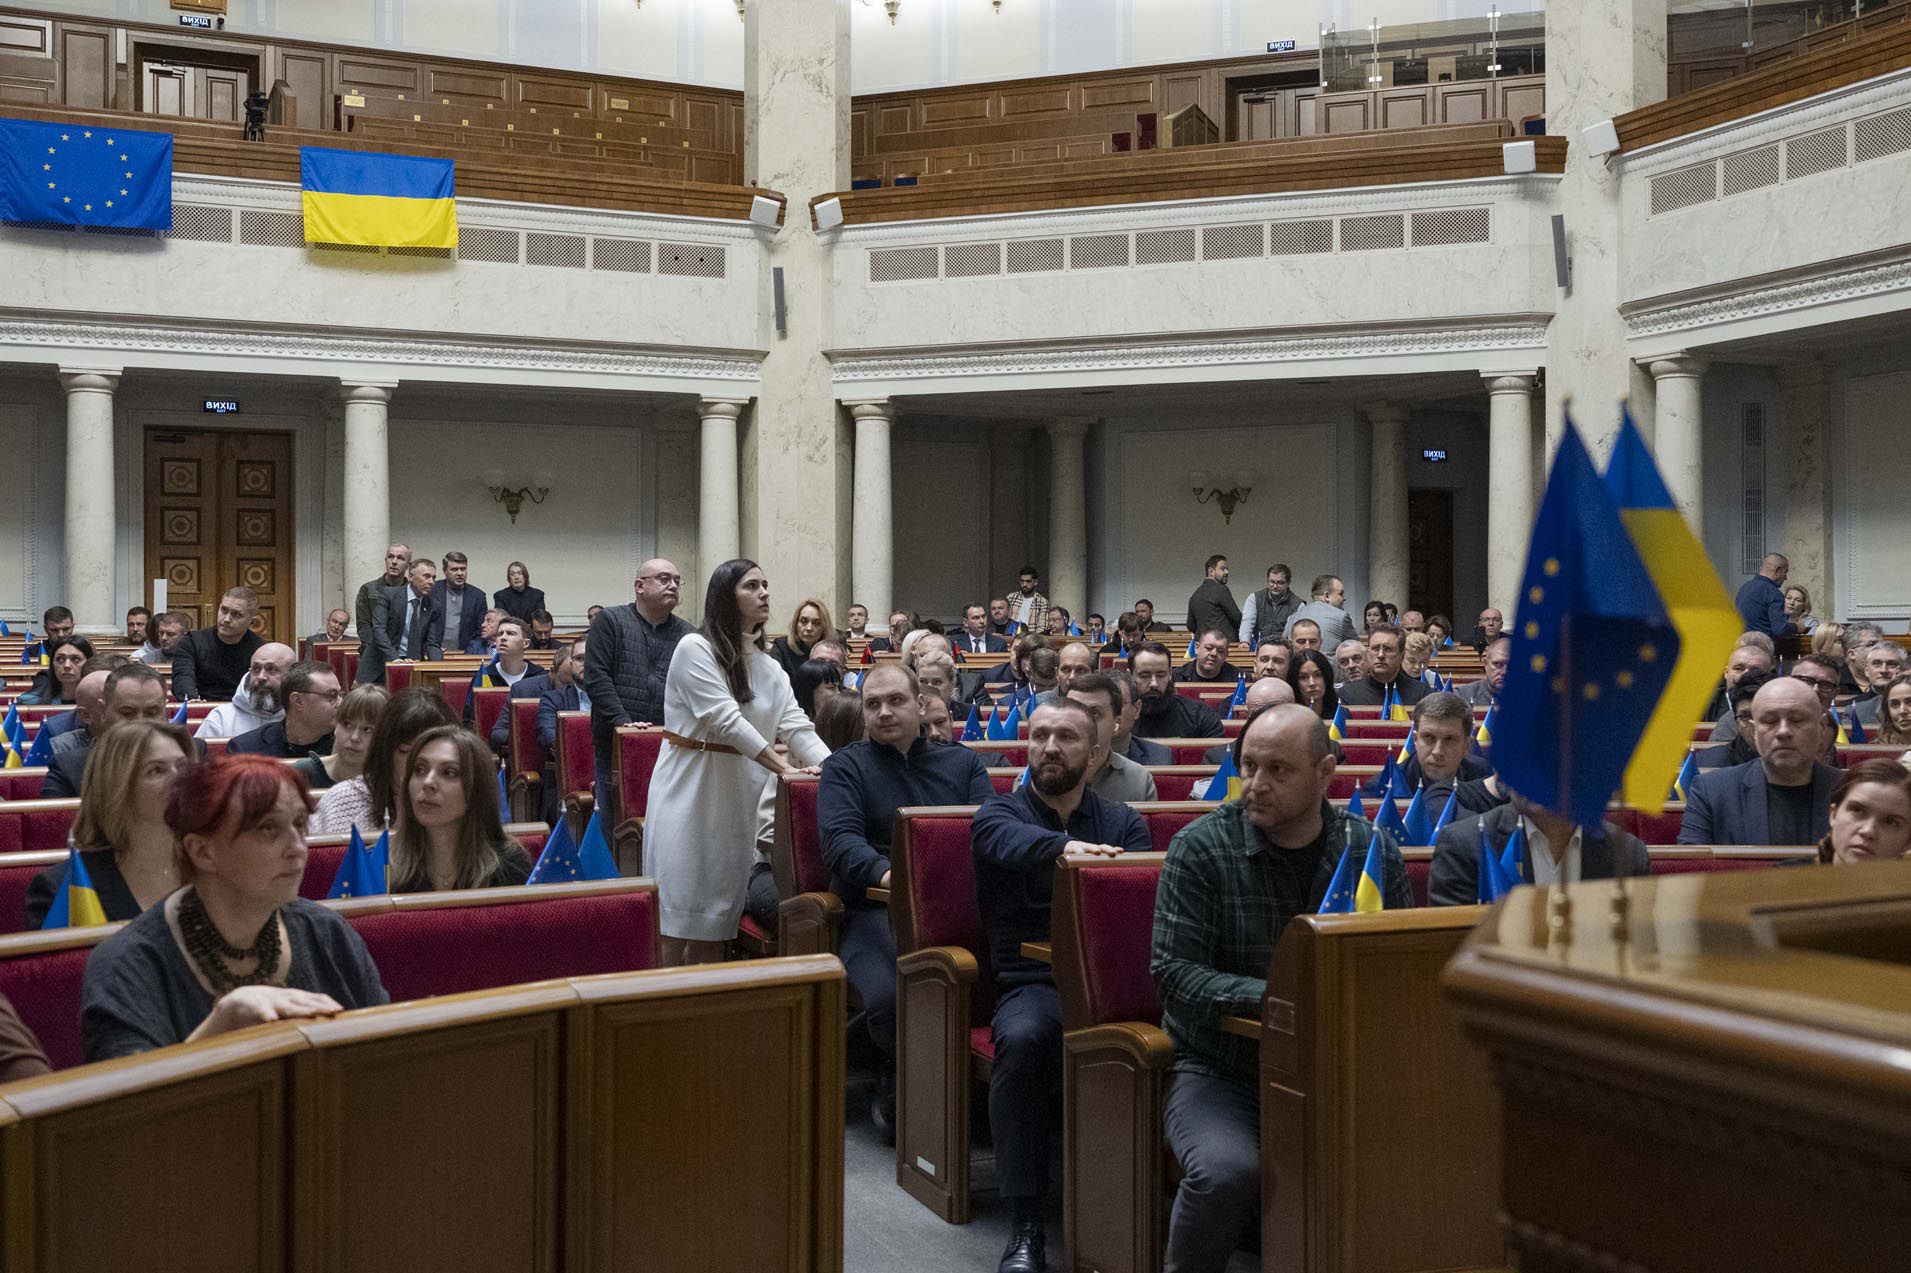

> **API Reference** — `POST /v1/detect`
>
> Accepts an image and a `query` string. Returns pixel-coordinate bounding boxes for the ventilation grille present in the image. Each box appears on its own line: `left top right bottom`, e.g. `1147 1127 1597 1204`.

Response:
1721 145 1781 197
460 225 520 263
1135 227 1197 265
1069 233 1130 269
1268 218 1334 255
526 232 587 269
592 237 652 272
388 245 453 259
1854 106 1911 164
238 208 303 247
1649 163 1716 215
169 205 232 243
944 241 1002 278
1340 213 1404 252
870 244 939 282
1410 207 1490 246
1005 238 1064 273
311 241 378 254
1785 126 1848 179
1201 223 1264 260
658 242 725 278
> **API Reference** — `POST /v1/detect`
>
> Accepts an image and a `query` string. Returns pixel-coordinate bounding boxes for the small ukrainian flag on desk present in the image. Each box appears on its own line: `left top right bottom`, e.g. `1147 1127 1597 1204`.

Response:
45 844 107 929
299 147 458 250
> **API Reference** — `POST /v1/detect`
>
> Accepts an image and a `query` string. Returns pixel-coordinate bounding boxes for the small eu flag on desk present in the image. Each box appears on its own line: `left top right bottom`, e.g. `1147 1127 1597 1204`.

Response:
0 118 172 230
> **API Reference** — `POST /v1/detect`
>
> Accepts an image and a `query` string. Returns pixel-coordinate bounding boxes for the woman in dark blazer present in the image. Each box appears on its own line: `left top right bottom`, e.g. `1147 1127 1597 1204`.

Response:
492 561 546 623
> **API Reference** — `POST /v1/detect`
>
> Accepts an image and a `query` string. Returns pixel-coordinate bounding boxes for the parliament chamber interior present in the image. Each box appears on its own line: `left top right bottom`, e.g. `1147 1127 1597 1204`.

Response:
1 0 1910 1269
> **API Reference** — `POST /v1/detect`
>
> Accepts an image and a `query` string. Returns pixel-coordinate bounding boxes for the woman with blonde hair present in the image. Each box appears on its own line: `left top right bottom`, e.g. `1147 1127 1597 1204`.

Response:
1783 585 1820 635
27 719 195 929
390 725 531 892
769 597 834 679
1402 631 1439 688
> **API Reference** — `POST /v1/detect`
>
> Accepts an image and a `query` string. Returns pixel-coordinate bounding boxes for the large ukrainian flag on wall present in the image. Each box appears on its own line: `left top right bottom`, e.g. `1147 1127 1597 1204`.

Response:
299 147 457 249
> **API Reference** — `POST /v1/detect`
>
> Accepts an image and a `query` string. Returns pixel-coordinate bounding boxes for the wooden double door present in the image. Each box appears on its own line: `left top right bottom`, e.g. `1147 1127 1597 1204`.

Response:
143 429 295 643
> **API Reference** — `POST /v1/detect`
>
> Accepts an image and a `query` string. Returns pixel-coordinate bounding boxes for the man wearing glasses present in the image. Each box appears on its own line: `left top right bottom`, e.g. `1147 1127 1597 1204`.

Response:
229 662 339 759
583 559 694 820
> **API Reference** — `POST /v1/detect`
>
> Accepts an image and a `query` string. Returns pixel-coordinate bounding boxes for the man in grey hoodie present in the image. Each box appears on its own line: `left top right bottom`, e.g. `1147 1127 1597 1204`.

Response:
193 643 294 739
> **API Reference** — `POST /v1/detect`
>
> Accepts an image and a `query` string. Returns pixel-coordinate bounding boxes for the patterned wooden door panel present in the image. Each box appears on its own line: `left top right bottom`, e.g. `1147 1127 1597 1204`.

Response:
144 429 295 643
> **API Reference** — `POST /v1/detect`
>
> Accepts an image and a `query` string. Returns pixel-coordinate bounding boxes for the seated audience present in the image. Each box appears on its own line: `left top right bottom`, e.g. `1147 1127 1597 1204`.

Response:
973 699 1149 1273
1790 653 1843 716
819 664 990 1139
1024 672 1159 801
390 725 532 891
843 604 870 642
1680 678 1842 846
1134 598 1169 633
1399 692 1504 815
195 643 296 740
528 609 557 650
307 607 352 648
791 657 845 721
1130 643 1225 739
1469 607 1506 652
586 604 604 624
1399 609 1425 633
1336 625 1430 708
1875 675 1911 748
1288 617 1323 652
1282 575 1356 649
17 635 92 705
462 617 537 727
1202 678 1295 765
1110 667 1170 764
1402 632 1440 688
1175 629 1241 684
913 650 957 703
1838 622 1884 696
80 756 389 1061
169 587 267 701
813 689 866 752
29 718 195 929
123 606 150 647
920 693 954 743
44 663 170 798
1426 614 1454 648
1783 585 1819 635
1250 639 1291 683
1100 610 1141 658
1285 648 1340 722
1025 647 1060 699
1429 784 1650 904
1151 703 1411 1271
39 605 74 640
488 634 576 753
1816 759 1911 865
1054 640 1097 697
463 607 504 658
770 598 834 678
138 611 188 665
45 666 110 772
1461 636 1510 707
1361 601 1388 635
230 661 339 760
1084 613 1107 645
1694 673 1769 770
955 603 1009 656
1045 608 1070 638
1332 638 1368 685
866 610 913 654
312 688 458 836
295 684 387 793
1850 640 1906 728
492 560 546 623
1704 637 1779 737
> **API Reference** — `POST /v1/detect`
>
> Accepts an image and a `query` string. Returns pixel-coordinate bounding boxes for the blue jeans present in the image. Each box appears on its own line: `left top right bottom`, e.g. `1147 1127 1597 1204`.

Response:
1162 1069 1259 1273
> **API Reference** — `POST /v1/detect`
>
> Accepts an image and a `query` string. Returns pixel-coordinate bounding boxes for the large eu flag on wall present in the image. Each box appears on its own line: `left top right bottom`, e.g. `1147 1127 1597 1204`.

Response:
0 117 173 230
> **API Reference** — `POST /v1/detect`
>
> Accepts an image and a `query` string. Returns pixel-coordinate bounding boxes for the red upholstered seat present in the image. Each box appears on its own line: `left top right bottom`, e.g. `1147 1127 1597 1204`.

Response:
904 816 991 990
1068 861 1162 1025
440 674 472 721
784 779 828 895
615 727 664 824
555 711 596 807
1161 743 1218 765
0 801 81 855
508 698 547 774
1339 743 1394 767
1141 808 1206 846
0 851 66 937
385 664 414 694
1630 807 1685 843
0 770 45 801
968 1025 994 1060
302 840 347 900
0 940 94 1069
471 686 509 744
1149 773 1206 802
987 771 1016 793
1406 858 1431 906
738 913 774 944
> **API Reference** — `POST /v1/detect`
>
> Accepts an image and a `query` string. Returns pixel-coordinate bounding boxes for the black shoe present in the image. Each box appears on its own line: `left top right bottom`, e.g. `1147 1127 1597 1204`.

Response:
869 1084 896 1145
997 1218 1045 1273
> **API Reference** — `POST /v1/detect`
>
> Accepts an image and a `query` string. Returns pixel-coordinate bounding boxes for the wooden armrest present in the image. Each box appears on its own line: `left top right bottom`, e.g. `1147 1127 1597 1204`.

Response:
777 890 845 957
865 886 891 903
897 944 979 986
1020 941 1052 964
1063 1020 1175 1069
1221 1014 1260 1040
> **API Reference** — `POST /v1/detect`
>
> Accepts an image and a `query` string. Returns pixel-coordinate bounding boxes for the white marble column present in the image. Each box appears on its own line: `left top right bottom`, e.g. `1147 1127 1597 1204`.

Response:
744 0 851 609
847 399 894 622
697 397 745 575
1778 361 1836 616
1646 355 1707 536
1046 420 1090 621
1544 1 1666 462
58 367 120 636
1485 373 1538 615
339 381 395 594
1367 403 1410 611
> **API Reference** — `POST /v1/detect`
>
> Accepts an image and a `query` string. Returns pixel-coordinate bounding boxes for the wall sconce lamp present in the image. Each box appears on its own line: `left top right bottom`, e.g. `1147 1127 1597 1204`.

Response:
485 468 552 523
1191 472 1254 524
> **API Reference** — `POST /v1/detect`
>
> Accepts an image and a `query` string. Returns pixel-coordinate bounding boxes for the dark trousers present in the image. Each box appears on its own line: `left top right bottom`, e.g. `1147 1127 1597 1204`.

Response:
744 861 780 933
1162 1069 1260 1273
592 747 616 831
988 980 1062 1203
838 905 897 1060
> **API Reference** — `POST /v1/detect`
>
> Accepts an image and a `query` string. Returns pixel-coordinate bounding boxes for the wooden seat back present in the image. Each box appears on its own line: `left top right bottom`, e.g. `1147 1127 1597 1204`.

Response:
0 799 79 854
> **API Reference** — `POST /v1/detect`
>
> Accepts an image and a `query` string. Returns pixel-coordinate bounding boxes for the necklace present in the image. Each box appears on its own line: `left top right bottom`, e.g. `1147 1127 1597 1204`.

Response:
177 888 284 996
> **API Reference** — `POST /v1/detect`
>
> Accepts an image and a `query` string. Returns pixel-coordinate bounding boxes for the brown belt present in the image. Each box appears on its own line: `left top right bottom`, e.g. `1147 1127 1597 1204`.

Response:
663 730 739 755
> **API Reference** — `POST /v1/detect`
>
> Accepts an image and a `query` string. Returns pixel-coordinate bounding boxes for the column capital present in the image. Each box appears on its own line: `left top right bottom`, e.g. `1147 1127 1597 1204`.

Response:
57 367 120 395
1641 353 1708 380
697 397 750 421
1363 400 1410 427
338 380 397 407
1482 372 1538 395
843 398 894 424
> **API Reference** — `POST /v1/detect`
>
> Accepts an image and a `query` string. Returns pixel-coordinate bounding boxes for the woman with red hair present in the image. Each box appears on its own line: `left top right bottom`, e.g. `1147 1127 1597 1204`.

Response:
80 755 388 1062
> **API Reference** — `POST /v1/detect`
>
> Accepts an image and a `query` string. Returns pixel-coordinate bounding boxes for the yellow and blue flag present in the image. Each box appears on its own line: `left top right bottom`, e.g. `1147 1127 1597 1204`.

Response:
1327 703 1347 742
1 734 19 770
327 825 390 898
1473 703 1496 754
1197 750 1241 801
44 844 108 928
472 661 501 692
1495 420 1679 826
300 146 458 249
1670 751 1697 801
1396 727 1417 767
1 117 172 230
1353 834 1387 912
1604 409 1740 809
528 808 618 883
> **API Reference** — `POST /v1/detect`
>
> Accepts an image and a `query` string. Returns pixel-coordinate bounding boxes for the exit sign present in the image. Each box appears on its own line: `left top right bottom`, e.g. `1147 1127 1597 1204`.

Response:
1267 39 1297 52
178 13 213 27
203 398 240 415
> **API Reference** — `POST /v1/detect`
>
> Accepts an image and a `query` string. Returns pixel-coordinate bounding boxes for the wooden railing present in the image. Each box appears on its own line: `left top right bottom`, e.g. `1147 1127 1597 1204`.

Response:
1617 15 1911 151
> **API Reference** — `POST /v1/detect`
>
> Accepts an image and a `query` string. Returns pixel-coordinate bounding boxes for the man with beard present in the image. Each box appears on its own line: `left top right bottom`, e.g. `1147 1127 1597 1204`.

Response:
1111 668 1171 764
1237 563 1302 646
973 698 1150 1273
1460 636 1510 707
193 642 294 739
1130 643 1225 739
1150 704 1411 1272
1250 639 1291 683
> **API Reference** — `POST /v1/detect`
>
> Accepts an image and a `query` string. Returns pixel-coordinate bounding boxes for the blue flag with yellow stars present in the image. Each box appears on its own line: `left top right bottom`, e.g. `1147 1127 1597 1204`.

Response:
1 118 172 230
1494 421 1680 826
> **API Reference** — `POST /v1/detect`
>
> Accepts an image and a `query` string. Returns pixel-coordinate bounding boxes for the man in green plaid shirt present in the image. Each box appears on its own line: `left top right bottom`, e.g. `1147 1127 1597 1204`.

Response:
1150 703 1412 1273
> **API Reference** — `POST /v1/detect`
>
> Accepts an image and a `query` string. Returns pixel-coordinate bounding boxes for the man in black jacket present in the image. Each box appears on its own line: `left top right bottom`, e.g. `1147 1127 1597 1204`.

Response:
1428 794 1649 905
169 586 265 701
1186 555 1240 640
1130 643 1225 739
1335 625 1430 709
583 559 692 819
358 559 444 685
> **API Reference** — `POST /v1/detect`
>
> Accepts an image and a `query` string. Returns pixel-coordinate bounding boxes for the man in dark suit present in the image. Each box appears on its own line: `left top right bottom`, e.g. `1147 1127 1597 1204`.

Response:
1335 625 1430 709
1734 553 1796 639
1679 677 1840 846
1389 690 1506 817
430 551 487 657
865 610 912 654
508 636 587 823
1428 795 1650 905
954 604 1009 657
358 557 444 684
1185 555 1241 641
42 664 171 798
169 587 266 701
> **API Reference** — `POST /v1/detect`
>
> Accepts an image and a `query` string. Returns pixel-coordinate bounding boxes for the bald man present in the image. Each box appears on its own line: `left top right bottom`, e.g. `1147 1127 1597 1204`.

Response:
1735 551 1796 640
1202 676 1295 766
195 642 295 739
1152 704 1411 1272
584 558 694 818
1679 676 1841 846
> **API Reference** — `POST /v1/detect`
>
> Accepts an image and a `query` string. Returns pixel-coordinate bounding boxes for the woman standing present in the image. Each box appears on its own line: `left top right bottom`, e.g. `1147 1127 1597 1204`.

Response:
768 597 833 678
493 561 546 623
645 560 830 964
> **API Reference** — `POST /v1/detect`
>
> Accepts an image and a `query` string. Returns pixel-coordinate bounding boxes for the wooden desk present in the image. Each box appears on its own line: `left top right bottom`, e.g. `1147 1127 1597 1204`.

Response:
1444 864 1911 1273
865 886 890 904
1220 1014 1258 1039
1020 941 1051 964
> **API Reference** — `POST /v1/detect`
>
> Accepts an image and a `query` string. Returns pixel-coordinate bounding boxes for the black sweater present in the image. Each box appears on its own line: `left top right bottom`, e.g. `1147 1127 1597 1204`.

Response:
819 736 992 911
168 627 263 701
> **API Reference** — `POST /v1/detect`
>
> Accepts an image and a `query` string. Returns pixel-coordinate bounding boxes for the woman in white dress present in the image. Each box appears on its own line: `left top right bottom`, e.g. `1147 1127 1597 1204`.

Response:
645 559 830 964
